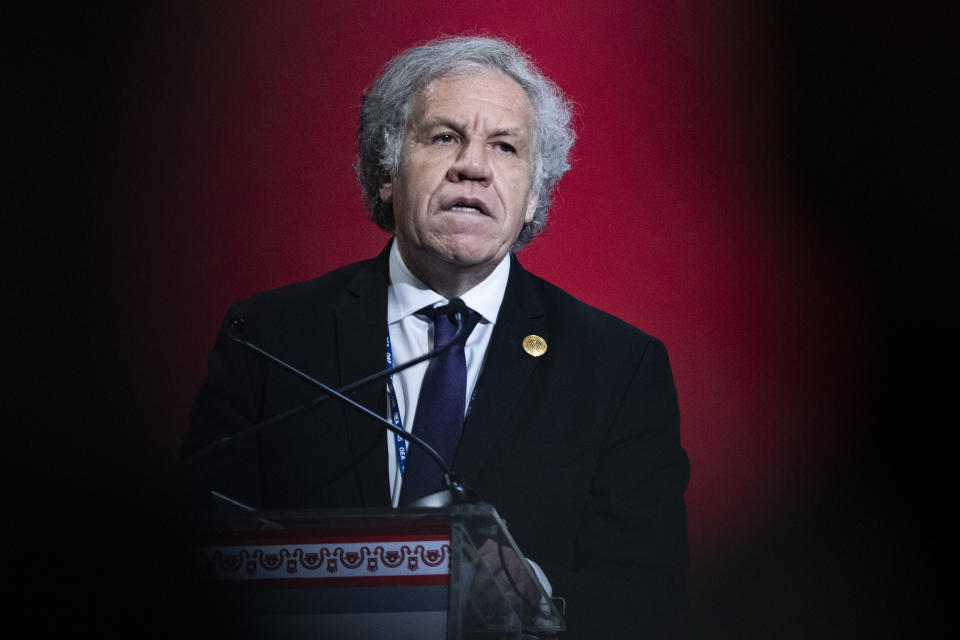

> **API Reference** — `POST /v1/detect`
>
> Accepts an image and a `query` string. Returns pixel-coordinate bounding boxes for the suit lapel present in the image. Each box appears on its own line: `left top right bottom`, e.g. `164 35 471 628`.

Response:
453 257 545 482
334 245 392 507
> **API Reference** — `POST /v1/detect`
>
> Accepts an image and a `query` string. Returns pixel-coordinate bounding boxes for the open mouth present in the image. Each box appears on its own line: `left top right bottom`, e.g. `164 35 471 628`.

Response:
443 198 488 215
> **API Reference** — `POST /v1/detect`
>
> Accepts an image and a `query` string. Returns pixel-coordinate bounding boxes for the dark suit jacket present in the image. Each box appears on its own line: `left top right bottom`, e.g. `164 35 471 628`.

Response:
183 243 689 637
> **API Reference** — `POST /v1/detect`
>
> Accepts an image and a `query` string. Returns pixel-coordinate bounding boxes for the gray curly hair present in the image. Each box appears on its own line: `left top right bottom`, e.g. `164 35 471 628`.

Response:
355 36 575 251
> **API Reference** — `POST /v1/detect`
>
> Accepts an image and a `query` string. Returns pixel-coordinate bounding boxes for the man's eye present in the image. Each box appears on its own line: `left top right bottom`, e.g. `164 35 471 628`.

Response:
493 142 516 154
432 133 456 144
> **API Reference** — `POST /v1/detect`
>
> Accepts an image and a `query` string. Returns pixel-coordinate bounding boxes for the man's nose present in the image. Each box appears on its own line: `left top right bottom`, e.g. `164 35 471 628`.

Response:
446 140 493 186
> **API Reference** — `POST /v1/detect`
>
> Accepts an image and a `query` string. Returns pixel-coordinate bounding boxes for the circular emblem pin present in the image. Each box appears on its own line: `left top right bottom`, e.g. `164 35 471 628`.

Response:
522 335 548 357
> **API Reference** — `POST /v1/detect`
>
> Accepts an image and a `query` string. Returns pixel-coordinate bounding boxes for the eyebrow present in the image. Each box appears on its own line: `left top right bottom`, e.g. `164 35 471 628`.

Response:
423 119 527 140
490 127 525 139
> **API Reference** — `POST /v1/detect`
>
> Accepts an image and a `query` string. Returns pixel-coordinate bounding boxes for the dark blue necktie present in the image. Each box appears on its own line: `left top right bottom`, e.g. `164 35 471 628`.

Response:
399 302 480 505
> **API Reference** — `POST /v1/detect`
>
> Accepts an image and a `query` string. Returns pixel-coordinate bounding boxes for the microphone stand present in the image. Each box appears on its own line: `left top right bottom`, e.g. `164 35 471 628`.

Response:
182 305 480 507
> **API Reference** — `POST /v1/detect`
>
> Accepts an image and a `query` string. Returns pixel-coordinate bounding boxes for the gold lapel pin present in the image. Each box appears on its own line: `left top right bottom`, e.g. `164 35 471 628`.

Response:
522 335 548 357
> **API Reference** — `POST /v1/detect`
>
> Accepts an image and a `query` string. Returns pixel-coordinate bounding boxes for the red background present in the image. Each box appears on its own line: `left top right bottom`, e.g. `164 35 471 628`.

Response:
105 0 866 571
15 1 952 636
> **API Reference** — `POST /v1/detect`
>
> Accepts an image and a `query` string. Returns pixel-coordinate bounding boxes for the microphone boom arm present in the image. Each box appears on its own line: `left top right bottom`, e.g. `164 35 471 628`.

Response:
180 312 466 480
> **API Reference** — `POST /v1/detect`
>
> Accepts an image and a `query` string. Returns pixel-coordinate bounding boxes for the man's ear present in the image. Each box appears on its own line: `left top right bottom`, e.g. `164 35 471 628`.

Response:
523 193 539 224
379 171 394 203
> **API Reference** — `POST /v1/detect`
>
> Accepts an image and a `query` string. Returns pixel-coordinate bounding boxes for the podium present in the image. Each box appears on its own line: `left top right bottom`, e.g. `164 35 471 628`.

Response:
190 503 566 639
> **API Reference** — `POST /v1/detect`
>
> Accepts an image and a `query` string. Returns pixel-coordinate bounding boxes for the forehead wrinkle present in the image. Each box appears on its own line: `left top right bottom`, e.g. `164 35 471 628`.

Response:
418 104 530 135
413 69 533 128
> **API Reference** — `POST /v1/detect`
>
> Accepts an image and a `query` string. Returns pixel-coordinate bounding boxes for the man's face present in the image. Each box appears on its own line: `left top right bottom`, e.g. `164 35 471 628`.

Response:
380 67 538 281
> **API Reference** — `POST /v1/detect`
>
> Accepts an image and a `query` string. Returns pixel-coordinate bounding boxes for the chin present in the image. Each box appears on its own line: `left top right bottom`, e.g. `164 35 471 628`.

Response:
432 237 505 266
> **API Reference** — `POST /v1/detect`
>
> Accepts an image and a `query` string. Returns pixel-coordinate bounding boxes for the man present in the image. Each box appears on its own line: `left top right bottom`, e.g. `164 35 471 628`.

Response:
183 36 688 637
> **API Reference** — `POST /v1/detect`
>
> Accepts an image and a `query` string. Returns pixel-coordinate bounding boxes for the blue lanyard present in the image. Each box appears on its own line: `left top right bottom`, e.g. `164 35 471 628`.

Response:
385 333 408 475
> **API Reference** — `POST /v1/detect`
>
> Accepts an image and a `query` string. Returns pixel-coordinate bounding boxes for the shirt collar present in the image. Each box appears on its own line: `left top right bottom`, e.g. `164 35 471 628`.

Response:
387 240 510 325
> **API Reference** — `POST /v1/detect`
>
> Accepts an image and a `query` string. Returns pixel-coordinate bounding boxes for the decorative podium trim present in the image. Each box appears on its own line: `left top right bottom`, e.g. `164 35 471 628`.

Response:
197 539 451 586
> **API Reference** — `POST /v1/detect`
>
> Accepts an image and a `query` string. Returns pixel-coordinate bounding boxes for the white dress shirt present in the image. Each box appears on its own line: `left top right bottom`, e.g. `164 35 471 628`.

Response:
385 240 510 506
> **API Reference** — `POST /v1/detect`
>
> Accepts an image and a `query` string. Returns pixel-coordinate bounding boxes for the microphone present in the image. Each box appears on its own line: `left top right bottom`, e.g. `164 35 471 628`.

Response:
441 297 470 322
182 300 480 507
181 303 467 468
